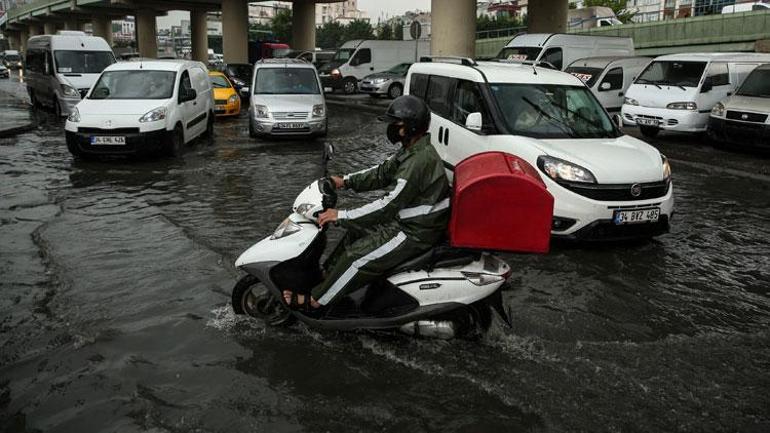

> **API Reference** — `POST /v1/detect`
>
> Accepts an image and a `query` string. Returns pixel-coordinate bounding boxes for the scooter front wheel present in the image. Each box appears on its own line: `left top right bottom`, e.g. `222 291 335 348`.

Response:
231 275 293 326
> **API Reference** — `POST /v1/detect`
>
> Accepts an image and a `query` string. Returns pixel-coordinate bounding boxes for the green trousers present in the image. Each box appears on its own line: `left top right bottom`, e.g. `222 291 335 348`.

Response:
311 222 429 306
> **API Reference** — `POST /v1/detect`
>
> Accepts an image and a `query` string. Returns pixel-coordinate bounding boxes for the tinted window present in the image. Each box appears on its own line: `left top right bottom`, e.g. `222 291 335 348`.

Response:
25 49 45 73
452 80 486 126
706 62 729 86
351 48 371 65
90 70 176 99
736 68 770 97
409 73 429 99
54 50 115 74
179 71 192 101
425 75 455 118
541 47 563 70
600 67 623 90
254 68 320 95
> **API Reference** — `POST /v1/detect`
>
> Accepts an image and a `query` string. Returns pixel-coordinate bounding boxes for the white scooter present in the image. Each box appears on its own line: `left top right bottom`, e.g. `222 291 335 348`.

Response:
231 178 512 339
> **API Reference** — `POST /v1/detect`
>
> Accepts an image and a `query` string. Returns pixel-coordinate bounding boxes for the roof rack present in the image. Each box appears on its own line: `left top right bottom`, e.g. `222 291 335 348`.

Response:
257 58 310 65
488 58 558 70
419 56 477 67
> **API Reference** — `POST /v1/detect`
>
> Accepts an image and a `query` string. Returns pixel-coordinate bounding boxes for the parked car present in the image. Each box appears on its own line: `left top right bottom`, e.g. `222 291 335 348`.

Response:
565 56 651 114
319 39 430 94
209 70 241 117
248 58 327 138
406 58 674 241
25 31 116 117
708 63 770 148
359 62 411 99
0 64 9 78
496 33 635 71
621 52 770 138
275 49 335 68
223 63 253 98
64 59 214 158
2 50 23 69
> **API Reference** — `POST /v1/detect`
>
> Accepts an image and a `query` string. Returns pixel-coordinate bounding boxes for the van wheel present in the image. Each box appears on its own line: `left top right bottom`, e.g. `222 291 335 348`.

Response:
388 83 403 99
639 126 660 139
342 77 357 94
166 126 184 157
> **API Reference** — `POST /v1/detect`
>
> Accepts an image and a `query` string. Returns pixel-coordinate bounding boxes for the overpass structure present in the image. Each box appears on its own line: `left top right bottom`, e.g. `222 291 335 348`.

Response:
0 0 573 62
476 10 770 58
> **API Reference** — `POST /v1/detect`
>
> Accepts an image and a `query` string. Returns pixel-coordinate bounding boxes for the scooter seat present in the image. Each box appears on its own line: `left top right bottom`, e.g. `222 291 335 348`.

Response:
388 245 480 275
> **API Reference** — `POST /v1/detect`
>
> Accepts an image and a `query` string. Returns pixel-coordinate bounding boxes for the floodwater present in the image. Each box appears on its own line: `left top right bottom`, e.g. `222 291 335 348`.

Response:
1 90 769 432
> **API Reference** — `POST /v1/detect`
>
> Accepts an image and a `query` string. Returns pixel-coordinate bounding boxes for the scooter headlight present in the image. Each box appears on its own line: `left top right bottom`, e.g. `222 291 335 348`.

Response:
271 218 302 239
461 272 505 286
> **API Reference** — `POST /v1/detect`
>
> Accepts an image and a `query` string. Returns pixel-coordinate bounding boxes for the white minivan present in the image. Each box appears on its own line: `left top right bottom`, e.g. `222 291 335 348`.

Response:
495 33 635 71
565 56 651 114
319 39 430 94
65 60 214 158
406 59 674 241
621 52 770 138
25 31 115 117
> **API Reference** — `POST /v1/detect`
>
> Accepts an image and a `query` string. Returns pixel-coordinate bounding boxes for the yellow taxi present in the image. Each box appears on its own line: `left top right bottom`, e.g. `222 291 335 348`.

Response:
209 71 241 117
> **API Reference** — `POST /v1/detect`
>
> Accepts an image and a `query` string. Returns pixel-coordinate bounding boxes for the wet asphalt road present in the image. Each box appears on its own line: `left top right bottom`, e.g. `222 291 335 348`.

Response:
1 75 769 433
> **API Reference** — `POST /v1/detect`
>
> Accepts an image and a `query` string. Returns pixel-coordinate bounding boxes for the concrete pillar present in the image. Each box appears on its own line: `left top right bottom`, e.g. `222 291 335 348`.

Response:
44 22 56 35
292 0 316 51
92 16 113 46
28 24 43 37
430 0 476 57
190 10 209 63
19 28 29 54
136 9 158 58
8 33 21 51
528 0 569 33
221 0 248 63
64 20 83 31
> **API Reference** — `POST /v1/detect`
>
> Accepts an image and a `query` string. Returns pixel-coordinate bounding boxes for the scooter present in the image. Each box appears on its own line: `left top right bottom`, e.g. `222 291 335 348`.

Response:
231 178 512 339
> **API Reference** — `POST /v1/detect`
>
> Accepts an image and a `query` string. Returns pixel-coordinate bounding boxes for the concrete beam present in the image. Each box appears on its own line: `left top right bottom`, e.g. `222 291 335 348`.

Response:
430 0 476 58
190 10 209 63
528 0 568 33
292 0 316 51
91 15 113 46
136 9 158 58
222 0 248 63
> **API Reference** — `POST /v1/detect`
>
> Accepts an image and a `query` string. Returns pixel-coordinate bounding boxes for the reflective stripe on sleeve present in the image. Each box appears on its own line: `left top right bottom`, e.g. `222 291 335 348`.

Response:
397 197 450 220
344 178 407 221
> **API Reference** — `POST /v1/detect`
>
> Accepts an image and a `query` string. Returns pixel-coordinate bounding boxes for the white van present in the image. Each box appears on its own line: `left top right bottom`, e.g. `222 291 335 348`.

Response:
406 59 674 241
722 2 770 13
495 33 635 71
319 39 430 94
565 56 651 114
708 63 770 148
621 52 770 138
25 31 115 117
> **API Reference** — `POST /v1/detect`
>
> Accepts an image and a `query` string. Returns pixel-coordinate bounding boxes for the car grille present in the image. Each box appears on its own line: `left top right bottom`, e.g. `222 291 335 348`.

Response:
77 127 141 134
215 99 228 105
561 180 671 201
273 111 308 120
726 111 768 123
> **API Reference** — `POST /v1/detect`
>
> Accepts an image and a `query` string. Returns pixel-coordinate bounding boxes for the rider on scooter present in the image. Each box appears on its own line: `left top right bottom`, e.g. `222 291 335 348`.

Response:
283 95 451 310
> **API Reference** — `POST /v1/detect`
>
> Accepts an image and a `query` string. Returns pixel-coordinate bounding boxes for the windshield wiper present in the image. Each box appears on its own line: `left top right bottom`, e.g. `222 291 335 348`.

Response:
521 97 577 138
635 78 662 89
546 99 616 138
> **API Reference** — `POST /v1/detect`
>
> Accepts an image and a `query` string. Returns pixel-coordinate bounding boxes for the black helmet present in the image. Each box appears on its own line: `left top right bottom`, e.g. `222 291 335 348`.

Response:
380 95 431 138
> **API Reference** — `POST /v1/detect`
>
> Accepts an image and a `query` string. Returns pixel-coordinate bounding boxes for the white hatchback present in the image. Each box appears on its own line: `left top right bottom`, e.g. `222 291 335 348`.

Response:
65 59 214 157
406 59 674 241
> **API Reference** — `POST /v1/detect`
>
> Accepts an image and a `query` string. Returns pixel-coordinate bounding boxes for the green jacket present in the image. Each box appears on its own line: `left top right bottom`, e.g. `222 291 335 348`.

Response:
339 134 450 243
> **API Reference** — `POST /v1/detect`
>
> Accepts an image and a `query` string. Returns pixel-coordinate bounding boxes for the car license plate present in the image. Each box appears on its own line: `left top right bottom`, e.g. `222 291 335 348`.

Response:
275 123 306 129
636 118 659 127
613 208 660 225
90 136 126 145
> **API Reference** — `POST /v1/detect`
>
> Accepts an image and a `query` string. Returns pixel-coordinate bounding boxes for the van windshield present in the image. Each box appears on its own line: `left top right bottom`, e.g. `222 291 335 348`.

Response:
635 61 706 88
89 70 176 100
332 48 355 62
490 83 619 139
564 66 604 87
54 50 115 74
254 68 319 95
736 68 770 97
496 46 542 61
5 54 21 62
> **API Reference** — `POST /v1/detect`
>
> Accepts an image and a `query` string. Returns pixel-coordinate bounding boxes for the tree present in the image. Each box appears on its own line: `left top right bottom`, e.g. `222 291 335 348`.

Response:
394 21 404 40
316 21 346 49
377 22 394 40
583 0 637 23
344 19 375 41
271 8 292 43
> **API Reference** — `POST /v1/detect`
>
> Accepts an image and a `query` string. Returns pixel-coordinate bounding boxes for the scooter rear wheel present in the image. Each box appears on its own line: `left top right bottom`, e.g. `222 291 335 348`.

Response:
231 275 293 326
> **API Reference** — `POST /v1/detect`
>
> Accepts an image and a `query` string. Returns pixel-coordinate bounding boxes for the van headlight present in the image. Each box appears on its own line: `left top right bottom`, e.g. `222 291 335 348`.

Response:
662 155 671 181
139 107 167 123
331 68 341 77
624 97 639 106
228 94 239 104
254 104 269 118
666 102 697 111
271 218 302 239
61 84 79 98
537 156 597 184
312 104 324 117
67 107 80 123
711 102 725 117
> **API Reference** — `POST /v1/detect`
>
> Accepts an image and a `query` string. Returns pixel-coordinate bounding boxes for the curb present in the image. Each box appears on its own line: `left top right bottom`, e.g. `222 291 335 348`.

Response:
0 121 37 138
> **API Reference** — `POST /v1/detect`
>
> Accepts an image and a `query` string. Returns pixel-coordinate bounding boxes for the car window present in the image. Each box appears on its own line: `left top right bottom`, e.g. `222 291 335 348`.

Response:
210 74 231 88
600 67 623 90
351 48 371 66
706 62 729 86
541 47 563 70
409 73 429 99
452 80 486 127
179 70 192 101
425 75 456 118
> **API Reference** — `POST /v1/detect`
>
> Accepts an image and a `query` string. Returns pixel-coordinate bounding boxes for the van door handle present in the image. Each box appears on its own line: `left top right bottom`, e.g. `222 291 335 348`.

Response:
193 101 197 105
618 91 624 97
370 67 374 71
438 126 444 144
444 128 449 146
727 92 733 96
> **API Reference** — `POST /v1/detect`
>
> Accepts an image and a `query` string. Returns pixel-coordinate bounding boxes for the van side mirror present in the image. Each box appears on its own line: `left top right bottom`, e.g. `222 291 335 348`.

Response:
465 112 483 132
613 114 623 128
600 81 612 91
180 88 197 102
701 78 713 93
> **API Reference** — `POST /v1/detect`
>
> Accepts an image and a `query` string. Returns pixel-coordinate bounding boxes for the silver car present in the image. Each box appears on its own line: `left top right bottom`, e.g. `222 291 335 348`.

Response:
248 59 327 139
358 62 411 99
